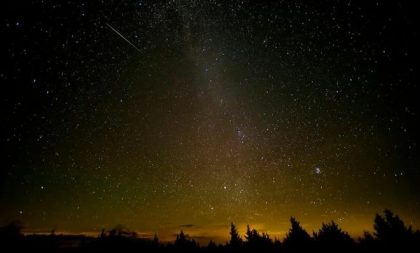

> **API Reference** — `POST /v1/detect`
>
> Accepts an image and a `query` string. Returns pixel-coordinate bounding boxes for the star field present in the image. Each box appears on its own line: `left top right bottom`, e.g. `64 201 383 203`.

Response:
1 0 418 243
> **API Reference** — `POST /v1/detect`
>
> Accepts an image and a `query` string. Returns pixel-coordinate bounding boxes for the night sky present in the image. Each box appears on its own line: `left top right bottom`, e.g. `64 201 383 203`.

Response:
1 0 419 243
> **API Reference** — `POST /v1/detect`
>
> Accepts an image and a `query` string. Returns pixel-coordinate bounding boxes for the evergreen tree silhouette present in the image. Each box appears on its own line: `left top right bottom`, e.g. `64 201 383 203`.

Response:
359 231 379 252
244 225 273 252
229 223 242 248
208 240 217 250
245 225 257 245
174 230 197 252
100 228 106 238
175 230 186 244
374 209 411 241
153 233 159 245
313 221 354 252
373 209 419 251
1 209 418 252
283 217 312 252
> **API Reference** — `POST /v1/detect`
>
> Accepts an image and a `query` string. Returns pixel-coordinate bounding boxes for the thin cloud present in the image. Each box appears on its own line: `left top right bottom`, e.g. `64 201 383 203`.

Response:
180 224 195 228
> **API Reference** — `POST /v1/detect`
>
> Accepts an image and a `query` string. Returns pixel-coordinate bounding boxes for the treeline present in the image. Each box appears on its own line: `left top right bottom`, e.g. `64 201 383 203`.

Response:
1 209 419 252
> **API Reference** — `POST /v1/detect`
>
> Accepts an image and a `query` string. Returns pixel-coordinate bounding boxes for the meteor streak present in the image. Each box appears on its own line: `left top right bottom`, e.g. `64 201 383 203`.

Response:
106 23 141 53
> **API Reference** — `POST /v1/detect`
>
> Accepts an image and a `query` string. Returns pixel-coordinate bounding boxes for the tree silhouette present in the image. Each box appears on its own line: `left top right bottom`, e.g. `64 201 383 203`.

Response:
0 220 24 250
174 230 197 252
1 209 419 252
0 221 23 241
108 224 128 237
175 229 186 243
100 228 106 238
153 233 159 245
359 231 379 252
313 221 354 252
374 209 411 241
245 225 259 245
208 240 217 250
244 225 273 252
229 223 242 248
283 217 312 252
372 209 419 251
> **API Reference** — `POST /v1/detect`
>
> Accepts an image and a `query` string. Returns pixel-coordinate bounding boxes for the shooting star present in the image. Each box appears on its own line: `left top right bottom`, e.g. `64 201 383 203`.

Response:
106 23 141 53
